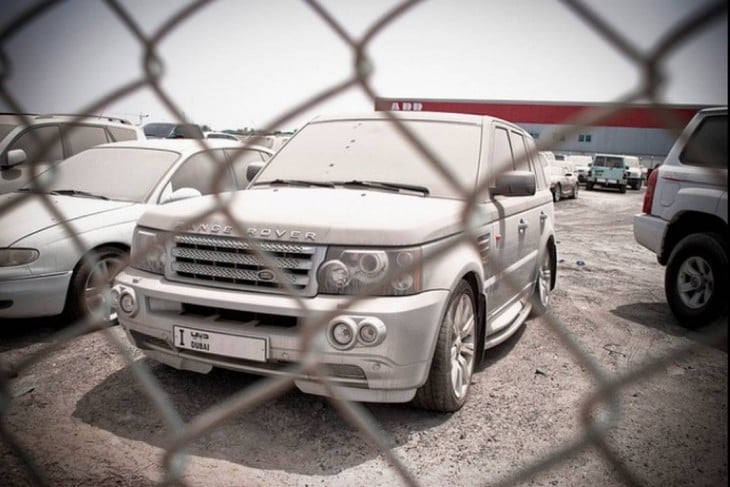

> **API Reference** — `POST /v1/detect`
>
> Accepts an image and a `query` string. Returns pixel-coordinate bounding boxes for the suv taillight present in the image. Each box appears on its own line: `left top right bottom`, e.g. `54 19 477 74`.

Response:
642 168 659 214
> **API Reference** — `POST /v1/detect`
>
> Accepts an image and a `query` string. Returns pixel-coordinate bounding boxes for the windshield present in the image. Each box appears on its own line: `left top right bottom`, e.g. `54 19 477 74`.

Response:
143 123 175 138
255 118 481 198
24 146 180 202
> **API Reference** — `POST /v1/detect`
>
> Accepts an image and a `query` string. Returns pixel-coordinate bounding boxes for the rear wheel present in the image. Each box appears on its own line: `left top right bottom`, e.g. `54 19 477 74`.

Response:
552 185 561 202
665 233 727 328
66 246 127 325
413 280 476 412
619 184 627 193
530 243 555 317
586 182 594 190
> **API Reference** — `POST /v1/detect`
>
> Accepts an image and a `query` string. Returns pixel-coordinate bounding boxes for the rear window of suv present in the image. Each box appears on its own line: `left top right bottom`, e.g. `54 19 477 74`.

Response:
679 115 727 168
594 156 624 168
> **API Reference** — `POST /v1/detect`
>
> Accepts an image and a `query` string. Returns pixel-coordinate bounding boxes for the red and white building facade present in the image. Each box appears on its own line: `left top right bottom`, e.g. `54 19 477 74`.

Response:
374 98 708 164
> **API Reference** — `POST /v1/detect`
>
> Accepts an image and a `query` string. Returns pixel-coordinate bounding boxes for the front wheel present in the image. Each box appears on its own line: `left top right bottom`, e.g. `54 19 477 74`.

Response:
665 233 728 328
413 280 476 412
586 182 594 190
66 246 128 325
619 184 627 194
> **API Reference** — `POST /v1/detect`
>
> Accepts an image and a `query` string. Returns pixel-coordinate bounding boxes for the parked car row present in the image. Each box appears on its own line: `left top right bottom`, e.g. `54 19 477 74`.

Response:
1 110 558 413
2 106 725 411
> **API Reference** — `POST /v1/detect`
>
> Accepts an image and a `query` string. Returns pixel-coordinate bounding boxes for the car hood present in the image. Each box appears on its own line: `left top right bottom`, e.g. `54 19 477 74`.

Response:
0 193 138 246
138 187 476 246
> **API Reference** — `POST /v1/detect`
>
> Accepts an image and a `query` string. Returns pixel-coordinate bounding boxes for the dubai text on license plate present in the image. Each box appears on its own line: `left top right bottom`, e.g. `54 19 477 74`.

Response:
173 325 267 361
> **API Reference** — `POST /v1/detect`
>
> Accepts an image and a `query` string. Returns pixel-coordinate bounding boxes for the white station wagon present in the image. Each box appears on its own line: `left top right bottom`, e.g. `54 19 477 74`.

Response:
0 139 272 323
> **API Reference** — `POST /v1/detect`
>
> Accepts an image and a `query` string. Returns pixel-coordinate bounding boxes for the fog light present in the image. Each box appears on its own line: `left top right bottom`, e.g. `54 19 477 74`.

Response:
359 323 377 343
357 317 386 346
119 291 137 315
328 317 357 349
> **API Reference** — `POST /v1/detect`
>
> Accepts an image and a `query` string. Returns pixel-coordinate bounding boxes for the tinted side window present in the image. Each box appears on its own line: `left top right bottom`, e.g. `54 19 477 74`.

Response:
170 150 236 195
9 125 64 161
680 115 728 168
108 126 139 142
225 148 266 188
67 125 110 155
492 127 514 174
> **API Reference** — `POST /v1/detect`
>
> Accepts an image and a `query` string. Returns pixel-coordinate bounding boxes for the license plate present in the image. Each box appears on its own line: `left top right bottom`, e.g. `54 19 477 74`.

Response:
597 178 606 183
173 326 267 361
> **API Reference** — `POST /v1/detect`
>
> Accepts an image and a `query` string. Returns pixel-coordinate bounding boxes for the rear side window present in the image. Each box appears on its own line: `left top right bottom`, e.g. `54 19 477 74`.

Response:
8 125 64 162
492 127 514 173
67 125 111 154
108 126 139 141
680 115 727 168
170 150 236 195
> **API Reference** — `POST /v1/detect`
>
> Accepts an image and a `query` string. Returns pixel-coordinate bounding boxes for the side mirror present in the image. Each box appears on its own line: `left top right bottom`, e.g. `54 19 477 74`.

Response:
2 149 27 169
491 170 536 197
246 162 265 184
161 187 202 204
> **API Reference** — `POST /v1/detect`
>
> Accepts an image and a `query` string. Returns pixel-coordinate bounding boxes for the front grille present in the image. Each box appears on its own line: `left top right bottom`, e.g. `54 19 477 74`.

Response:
168 234 326 296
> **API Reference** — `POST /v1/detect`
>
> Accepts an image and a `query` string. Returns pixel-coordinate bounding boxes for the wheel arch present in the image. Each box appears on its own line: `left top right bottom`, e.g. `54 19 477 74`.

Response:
660 212 728 265
63 241 131 306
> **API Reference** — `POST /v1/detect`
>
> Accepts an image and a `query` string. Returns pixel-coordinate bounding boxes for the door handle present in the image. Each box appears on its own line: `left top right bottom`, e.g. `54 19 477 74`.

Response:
540 212 548 223
518 220 529 232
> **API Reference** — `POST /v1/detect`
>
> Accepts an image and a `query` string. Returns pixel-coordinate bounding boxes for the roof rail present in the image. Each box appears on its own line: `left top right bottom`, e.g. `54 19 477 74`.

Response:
34 113 133 125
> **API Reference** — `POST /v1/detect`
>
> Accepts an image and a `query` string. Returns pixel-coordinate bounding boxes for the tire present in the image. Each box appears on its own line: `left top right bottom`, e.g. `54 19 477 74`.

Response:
552 185 561 202
413 280 477 412
665 233 728 328
66 246 128 325
619 184 627 194
530 243 555 318
586 182 594 190
571 184 578 199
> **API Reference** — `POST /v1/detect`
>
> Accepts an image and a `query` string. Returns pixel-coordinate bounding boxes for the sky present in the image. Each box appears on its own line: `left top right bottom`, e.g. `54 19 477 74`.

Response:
0 0 727 131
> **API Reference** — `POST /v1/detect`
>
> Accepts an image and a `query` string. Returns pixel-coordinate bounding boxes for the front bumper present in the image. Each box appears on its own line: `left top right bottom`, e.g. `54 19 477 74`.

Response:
114 267 450 403
0 271 72 318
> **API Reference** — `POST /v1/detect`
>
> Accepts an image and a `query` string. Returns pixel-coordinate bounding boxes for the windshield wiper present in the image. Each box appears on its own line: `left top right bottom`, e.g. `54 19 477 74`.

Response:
340 180 430 196
255 179 336 188
50 189 109 200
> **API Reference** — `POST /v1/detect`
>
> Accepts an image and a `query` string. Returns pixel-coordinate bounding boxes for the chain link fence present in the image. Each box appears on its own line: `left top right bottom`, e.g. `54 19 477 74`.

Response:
1 1 727 486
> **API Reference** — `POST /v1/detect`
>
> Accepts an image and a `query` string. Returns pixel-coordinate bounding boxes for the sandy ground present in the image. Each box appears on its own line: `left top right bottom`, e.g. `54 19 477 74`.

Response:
1 186 727 486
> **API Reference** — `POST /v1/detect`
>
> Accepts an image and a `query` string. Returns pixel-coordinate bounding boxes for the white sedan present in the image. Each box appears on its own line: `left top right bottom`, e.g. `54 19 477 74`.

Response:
0 139 272 323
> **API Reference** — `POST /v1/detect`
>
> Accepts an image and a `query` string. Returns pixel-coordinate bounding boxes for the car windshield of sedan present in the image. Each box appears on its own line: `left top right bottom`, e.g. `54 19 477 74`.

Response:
21 147 180 202
254 118 481 199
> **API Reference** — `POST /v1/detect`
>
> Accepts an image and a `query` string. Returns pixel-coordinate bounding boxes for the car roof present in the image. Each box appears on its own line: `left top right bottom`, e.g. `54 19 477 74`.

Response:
93 138 273 156
0 113 135 127
310 111 496 126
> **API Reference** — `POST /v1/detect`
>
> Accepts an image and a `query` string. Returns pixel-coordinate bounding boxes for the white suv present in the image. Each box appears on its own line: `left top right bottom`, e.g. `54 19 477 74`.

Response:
113 112 557 412
0 113 145 193
634 106 727 327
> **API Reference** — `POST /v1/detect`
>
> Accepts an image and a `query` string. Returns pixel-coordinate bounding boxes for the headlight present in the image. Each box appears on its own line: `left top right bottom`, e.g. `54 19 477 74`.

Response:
131 227 168 275
0 248 40 267
317 246 421 296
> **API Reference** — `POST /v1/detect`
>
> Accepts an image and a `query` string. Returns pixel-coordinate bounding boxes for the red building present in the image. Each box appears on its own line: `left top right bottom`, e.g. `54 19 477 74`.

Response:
374 98 709 160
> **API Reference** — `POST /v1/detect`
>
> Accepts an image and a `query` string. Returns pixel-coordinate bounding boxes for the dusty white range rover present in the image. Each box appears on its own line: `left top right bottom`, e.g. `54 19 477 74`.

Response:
114 112 557 412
